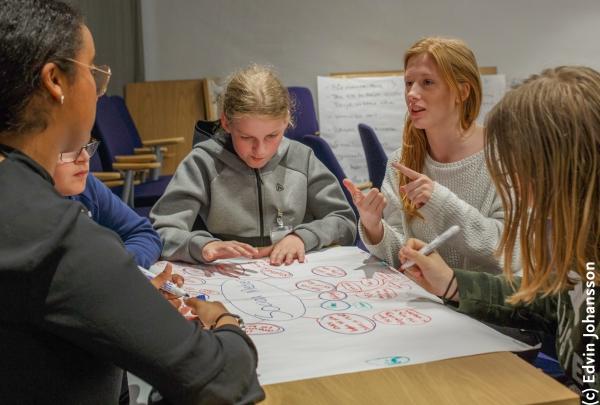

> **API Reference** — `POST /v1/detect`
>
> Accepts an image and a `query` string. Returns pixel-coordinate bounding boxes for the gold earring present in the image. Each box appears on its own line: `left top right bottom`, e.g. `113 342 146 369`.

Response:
60 95 65 105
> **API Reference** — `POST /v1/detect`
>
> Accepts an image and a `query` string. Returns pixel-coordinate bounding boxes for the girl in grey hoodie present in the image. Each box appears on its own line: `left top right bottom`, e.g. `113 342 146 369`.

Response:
151 64 356 266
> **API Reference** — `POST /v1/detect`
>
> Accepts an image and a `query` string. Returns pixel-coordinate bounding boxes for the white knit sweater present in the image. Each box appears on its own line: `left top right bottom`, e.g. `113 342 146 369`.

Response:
359 147 519 274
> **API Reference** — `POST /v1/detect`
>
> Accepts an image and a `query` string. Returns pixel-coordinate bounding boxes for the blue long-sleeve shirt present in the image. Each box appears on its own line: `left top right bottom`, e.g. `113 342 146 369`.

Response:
68 174 162 268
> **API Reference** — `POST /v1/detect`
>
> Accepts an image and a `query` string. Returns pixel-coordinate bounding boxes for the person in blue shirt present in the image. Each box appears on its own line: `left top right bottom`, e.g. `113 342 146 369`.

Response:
53 138 162 268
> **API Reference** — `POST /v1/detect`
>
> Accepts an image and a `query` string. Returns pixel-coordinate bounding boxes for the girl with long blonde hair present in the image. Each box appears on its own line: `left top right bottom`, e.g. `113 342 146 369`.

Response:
400 66 600 393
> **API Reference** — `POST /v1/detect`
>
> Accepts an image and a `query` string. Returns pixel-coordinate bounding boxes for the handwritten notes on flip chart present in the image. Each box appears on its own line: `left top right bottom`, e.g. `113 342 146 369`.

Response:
317 74 506 182
318 76 406 183
478 74 507 125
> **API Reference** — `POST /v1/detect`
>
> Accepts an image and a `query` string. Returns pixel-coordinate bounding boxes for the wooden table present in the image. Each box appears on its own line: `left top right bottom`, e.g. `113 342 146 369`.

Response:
261 352 579 405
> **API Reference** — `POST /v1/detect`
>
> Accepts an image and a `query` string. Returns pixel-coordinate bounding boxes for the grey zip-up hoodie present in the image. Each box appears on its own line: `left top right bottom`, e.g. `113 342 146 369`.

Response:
151 122 357 263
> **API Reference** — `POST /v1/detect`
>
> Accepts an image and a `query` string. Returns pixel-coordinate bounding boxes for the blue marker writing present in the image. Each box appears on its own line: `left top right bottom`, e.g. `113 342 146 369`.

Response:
137 266 189 298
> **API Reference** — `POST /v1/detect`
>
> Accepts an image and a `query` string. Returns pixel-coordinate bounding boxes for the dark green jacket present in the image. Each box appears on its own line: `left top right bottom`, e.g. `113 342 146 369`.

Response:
452 269 599 393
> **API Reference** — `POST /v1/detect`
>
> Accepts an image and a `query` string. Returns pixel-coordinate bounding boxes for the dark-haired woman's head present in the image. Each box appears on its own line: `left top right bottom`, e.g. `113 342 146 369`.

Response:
0 0 105 153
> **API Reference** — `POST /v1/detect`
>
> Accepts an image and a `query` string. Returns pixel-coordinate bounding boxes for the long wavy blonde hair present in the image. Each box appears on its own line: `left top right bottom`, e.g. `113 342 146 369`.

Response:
400 37 482 219
485 66 600 304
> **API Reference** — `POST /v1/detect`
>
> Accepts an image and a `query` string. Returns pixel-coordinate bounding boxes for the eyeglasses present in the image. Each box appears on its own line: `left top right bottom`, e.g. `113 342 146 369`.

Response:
59 139 100 163
63 58 112 97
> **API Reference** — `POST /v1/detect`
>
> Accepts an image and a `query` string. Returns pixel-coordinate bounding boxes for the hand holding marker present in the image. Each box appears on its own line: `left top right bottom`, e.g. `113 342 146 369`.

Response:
400 225 461 270
138 266 189 298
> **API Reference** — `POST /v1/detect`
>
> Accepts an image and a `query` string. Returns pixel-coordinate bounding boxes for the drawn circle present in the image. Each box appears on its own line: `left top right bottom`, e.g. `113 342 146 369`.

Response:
318 290 348 301
373 308 431 325
311 266 347 278
360 278 385 290
244 323 285 335
296 279 335 292
356 288 399 300
366 356 410 367
177 274 207 286
373 272 397 281
194 288 220 296
317 313 376 335
336 281 364 293
320 300 351 311
260 268 293 278
385 280 411 290
353 301 373 310
222 279 306 321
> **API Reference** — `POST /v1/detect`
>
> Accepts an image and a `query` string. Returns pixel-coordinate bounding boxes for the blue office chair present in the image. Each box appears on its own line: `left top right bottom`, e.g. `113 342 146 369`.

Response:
358 123 388 190
92 96 172 208
299 135 358 220
110 95 184 181
286 87 319 140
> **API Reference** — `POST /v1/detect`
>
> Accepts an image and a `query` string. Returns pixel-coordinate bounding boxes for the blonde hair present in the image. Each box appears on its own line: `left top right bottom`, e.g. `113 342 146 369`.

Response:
485 66 600 304
399 37 482 219
220 64 293 125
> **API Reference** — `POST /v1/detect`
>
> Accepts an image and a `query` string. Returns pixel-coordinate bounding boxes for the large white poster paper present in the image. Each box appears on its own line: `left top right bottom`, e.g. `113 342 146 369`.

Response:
154 246 531 385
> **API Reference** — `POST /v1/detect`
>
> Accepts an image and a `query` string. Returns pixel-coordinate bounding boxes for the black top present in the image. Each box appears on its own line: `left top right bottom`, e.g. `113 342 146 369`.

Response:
0 144 264 404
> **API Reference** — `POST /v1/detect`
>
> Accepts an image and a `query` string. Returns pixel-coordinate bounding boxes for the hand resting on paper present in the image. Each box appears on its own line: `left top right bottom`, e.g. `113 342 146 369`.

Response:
254 233 306 266
202 240 259 262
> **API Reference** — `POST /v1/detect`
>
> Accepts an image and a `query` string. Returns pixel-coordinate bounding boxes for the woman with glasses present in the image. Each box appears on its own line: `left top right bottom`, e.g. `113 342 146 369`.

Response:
0 0 263 404
54 139 162 268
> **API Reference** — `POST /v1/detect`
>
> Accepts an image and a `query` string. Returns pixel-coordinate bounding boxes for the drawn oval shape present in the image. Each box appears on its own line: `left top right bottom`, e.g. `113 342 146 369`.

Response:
317 313 376 335
261 267 293 278
320 300 351 311
353 301 373 310
336 280 364 293
359 278 385 290
222 279 306 321
366 356 410 367
318 290 348 301
311 266 347 278
295 279 335 292
373 308 431 325
356 288 399 300
244 323 285 335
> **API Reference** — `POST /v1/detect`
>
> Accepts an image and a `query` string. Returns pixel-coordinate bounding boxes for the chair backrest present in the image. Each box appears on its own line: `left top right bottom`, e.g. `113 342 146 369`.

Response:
286 87 319 140
92 96 137 171
299 135 358 219
358 123 388 189
111 95 142 148
89 150 104 172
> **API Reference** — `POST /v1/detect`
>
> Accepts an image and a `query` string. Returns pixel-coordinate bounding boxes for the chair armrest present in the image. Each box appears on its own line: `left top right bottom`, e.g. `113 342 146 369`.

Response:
92 172 122 181
112 162 161 171
134 146 168 154
141 137 185 147
114 154 157 163
356 181 373 191
103 180 125 188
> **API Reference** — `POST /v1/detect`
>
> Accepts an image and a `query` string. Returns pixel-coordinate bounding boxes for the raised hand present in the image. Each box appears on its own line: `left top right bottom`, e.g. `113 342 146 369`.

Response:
394 162 434 209
342 178 387 244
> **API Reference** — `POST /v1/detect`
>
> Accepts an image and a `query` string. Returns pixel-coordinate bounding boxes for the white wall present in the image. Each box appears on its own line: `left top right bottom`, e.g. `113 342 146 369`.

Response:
141 0 600 100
